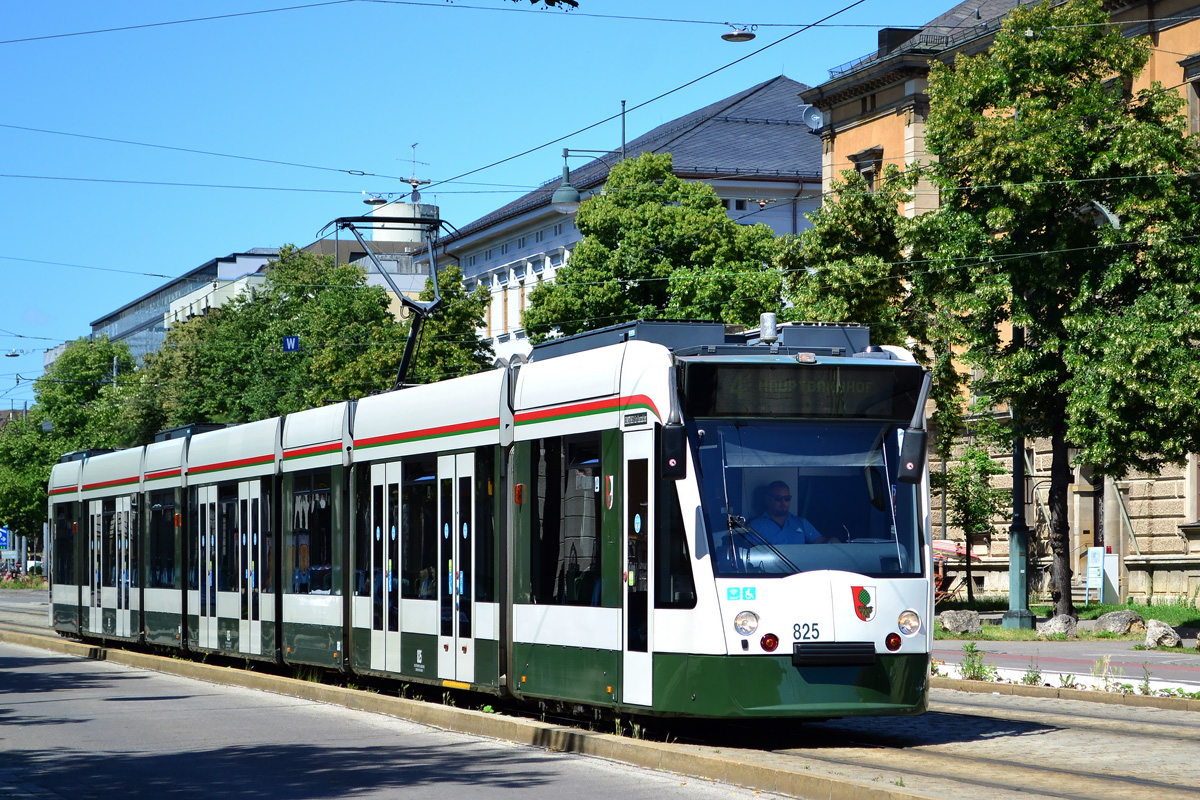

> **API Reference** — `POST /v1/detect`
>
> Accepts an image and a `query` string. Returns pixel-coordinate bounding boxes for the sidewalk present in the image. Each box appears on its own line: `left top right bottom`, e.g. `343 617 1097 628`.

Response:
934 618 1200 692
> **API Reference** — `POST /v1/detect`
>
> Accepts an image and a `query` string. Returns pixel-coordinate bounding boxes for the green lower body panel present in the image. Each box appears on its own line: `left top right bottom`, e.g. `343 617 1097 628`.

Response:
400 632 437 681
185 616 276 662
350 626 370 673
473 638 499 689
52 604 79 634
512 643 620 706
283 621 343 669
653 652 929 718
260 621 277 658
216 617 239 652
144 611 183 648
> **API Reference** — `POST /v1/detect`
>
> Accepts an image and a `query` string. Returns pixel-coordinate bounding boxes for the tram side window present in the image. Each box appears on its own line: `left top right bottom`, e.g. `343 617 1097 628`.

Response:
529 434 604 606
288 469 334 595
260 482 275 594
217 484 239 592
188 488 199 591
475 447 496 603
401 457 438 600
353 466 371 597
655 478 696 609
148 491 176 589
52 503 75 585
129 495 139 589
101 498 116 588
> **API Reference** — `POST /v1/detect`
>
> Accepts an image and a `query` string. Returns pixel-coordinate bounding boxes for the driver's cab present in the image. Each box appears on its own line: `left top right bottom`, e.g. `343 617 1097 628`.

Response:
699 421 922 579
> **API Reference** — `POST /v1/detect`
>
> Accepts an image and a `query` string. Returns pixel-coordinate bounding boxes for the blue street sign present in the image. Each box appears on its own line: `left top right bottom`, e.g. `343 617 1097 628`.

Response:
0 526 8 550
282 335 300 353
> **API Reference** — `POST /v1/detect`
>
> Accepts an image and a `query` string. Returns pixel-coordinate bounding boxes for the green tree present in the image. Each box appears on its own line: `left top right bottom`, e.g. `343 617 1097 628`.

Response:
145 245 408 424
0 415 60 549
0 336 136 542
33 336 136 443
782 167 917 346
782 166 965 453
919 0 1200 616
524 152 783 340
932 400 1011 602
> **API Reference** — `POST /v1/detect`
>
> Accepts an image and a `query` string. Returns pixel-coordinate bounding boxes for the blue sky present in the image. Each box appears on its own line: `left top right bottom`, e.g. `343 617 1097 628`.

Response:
0 0 954 407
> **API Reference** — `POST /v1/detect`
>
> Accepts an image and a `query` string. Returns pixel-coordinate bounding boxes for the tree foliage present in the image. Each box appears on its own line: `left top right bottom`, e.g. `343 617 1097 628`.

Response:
0 335 137 540
523 152 782 340
144 245 408 424
919 0 1200 614
931 400 1011 602
0 251 492 541
783 167 965 454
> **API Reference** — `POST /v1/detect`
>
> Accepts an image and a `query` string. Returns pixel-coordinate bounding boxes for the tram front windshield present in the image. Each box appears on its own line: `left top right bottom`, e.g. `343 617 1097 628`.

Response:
695 420 923 578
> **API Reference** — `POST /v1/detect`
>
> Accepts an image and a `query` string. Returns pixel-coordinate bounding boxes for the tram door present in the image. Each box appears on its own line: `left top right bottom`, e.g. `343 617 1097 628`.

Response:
114 496 133 638
87 500 103 635
238 481 263 656
195 485 218 649
369 461 403 672
437 453 474 684
622 430 654 707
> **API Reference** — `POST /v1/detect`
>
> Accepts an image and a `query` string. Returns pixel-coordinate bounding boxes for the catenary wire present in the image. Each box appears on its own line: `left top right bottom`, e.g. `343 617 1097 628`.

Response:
0 2 356 46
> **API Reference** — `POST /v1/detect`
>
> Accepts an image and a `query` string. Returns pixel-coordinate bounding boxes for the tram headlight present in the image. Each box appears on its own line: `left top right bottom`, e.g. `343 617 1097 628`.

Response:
733 611 759 636
898 610 922 636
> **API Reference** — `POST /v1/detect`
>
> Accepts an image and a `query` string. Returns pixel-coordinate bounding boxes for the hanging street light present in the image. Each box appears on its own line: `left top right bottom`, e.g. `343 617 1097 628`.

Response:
721 24 756 43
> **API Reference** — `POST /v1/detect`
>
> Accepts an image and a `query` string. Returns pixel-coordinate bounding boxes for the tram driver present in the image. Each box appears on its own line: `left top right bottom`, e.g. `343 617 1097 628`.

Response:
749 481 831 545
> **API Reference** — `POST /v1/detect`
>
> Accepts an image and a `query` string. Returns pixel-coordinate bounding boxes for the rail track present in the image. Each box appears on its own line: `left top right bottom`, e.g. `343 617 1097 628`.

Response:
2 589 1197 800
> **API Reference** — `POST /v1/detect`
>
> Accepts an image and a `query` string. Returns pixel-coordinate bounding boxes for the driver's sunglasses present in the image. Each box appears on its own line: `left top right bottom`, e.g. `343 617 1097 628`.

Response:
769 494 791 502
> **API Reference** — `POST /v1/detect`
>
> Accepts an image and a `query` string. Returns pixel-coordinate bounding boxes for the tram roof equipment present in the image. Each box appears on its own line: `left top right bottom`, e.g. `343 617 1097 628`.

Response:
530 319 882 361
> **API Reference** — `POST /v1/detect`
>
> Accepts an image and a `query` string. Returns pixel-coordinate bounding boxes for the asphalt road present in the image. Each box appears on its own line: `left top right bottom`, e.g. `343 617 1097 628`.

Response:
0 639 784 800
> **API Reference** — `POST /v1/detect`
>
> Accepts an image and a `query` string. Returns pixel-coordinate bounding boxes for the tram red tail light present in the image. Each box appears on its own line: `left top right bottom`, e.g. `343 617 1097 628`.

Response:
760 633 779 652
885 633 902 651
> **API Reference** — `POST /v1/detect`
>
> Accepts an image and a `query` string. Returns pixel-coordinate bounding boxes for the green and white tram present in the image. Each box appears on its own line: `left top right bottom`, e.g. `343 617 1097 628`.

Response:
47 319 932 719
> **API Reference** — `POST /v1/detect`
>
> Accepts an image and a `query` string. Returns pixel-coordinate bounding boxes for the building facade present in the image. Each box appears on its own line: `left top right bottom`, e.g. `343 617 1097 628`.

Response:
89 249 280 364
429 76 824 361
802 0 1200 602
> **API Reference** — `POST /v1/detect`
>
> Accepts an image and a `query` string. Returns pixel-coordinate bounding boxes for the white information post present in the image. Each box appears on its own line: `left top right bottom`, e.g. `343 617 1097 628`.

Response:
1086 546 1120 604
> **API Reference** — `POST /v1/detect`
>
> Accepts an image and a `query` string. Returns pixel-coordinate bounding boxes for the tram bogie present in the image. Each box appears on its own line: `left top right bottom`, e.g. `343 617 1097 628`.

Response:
46 319 933 719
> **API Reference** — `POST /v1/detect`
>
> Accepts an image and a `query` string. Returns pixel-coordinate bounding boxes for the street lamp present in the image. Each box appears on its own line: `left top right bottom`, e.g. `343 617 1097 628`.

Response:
550 148 619 215
721 24 756 43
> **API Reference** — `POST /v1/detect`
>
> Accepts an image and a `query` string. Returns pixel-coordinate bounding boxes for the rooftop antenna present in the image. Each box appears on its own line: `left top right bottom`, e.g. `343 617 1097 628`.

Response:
407 142 431 203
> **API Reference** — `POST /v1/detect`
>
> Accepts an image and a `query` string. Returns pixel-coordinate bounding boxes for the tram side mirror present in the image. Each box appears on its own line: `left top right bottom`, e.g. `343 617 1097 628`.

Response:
897 428 927 484
660 424 687 481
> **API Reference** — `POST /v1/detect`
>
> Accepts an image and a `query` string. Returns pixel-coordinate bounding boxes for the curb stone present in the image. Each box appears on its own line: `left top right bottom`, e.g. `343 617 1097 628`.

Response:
930 675 1200 712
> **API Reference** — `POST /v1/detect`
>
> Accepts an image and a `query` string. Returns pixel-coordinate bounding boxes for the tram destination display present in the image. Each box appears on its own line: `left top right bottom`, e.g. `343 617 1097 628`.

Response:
682 362 924 420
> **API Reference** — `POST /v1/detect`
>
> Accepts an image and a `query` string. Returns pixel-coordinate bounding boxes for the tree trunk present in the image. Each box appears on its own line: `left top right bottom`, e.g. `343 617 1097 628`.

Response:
1049 413 1075 618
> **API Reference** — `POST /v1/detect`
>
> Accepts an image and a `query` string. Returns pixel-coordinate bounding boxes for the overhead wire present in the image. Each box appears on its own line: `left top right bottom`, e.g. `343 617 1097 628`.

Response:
5 0 1193 396
419 0 870 195
0 1 356 46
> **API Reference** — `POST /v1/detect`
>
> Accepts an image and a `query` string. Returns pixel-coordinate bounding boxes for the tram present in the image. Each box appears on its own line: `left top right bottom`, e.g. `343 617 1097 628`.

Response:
47 318 933 719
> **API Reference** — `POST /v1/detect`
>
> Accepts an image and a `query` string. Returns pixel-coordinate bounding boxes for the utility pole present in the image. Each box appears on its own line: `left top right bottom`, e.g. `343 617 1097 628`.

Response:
1002 327 1035 629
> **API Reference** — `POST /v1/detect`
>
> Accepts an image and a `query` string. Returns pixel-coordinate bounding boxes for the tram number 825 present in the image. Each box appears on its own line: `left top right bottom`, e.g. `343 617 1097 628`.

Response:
793 622 821 640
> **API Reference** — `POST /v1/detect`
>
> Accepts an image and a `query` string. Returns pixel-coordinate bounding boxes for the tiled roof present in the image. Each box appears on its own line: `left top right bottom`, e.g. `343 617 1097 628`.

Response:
826 0 1029 80
443 76 819 245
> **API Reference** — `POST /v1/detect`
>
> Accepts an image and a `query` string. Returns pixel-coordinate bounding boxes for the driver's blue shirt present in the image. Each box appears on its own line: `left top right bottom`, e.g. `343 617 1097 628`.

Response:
750 512 822 545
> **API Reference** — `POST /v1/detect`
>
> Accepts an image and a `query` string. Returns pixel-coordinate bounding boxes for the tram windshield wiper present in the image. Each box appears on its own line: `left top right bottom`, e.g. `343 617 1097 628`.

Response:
727 514 800 574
